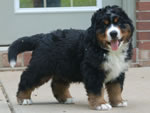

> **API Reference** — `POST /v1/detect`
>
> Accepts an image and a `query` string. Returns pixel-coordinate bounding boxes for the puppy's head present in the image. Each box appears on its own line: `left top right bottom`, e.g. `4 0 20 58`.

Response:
91 5 134 51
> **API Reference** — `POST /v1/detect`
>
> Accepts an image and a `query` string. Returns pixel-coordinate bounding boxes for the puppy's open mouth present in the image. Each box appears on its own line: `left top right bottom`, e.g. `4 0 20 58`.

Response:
107 39 123 51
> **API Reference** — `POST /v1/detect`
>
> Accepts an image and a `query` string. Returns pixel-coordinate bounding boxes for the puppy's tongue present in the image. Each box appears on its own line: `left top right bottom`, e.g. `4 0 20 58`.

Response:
110 40 119 51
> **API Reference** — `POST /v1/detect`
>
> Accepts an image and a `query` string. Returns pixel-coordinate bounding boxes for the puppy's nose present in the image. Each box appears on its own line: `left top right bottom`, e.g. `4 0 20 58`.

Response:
110 31 118 39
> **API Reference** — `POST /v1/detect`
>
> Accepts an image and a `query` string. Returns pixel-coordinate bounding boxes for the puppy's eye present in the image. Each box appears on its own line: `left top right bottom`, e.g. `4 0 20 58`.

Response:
104 20 109 25
114 17 119 23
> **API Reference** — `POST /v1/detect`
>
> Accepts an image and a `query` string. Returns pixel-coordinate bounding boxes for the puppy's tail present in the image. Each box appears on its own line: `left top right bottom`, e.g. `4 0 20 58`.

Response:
8 34 43 68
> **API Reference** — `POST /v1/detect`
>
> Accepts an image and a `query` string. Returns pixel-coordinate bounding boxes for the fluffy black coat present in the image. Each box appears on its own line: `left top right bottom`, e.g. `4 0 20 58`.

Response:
8 5 134 108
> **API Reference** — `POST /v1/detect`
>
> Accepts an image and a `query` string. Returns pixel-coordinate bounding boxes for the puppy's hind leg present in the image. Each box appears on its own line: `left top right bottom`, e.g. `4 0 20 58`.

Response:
51 78 74 104
17 68 51 105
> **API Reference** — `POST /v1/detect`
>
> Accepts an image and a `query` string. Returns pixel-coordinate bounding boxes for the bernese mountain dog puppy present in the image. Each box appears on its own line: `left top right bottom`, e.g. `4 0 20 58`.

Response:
8 5 134 110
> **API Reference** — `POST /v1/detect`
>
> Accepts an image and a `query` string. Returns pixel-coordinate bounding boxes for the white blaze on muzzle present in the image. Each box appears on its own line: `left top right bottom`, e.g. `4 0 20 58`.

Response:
107 24 121 41
106 24 122 51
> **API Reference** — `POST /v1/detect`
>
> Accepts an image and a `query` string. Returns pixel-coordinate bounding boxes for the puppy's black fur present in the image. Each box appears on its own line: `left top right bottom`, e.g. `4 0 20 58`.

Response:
8 5 134 109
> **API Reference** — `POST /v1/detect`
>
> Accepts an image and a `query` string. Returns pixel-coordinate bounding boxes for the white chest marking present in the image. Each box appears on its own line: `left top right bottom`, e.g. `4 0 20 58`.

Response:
103 44 129 83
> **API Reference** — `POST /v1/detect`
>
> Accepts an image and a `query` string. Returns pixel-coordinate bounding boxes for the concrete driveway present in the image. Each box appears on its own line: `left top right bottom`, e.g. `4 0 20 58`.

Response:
0 67 150 113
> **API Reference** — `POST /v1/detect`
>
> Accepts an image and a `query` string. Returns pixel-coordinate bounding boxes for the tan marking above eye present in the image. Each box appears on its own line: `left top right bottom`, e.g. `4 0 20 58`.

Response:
104 20 109 25
114 17 119 23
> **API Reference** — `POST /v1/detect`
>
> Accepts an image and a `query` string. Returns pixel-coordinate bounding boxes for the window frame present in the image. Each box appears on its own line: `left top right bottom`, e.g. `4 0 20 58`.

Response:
14 0 102 14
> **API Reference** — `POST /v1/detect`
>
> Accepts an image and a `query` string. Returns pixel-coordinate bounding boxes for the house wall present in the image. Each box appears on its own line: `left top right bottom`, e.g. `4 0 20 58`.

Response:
0 0 96 45
0 0 101 70
132 0 150 67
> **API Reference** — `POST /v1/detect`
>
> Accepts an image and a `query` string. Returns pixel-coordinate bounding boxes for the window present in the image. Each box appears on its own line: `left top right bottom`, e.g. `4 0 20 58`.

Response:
14 0 102 13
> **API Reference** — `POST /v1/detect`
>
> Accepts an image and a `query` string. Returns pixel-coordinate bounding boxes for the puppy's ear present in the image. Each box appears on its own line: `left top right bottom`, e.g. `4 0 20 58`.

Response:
128 20 135 37
87 12 99 46
91 12 97 26
91 9 103 27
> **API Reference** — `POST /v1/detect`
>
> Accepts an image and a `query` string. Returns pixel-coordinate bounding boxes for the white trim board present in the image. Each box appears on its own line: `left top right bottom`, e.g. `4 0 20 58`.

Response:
14 0 102 14
0 47 8 52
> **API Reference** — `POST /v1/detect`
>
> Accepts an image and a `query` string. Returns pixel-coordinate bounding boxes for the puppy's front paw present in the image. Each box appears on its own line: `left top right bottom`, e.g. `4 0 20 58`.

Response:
112 100 128 107
96 103 112 110
64 98 75 104
116 100 128 107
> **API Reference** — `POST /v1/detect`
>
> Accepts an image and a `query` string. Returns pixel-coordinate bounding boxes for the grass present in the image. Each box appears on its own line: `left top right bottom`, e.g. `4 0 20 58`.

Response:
73 0 96 7
20 0 33 8
61 0 70 7
20 0 96 8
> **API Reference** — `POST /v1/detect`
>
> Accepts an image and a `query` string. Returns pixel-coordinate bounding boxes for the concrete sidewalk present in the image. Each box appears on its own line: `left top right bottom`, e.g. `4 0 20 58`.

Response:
0 67 150 113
